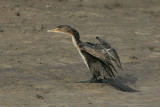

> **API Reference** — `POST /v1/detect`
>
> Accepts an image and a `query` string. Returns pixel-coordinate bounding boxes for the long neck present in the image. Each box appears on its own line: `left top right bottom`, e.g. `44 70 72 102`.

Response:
70 30 81 48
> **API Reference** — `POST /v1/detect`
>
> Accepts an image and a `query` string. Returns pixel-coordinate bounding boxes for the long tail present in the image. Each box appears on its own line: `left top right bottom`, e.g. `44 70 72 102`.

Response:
103 77 139 92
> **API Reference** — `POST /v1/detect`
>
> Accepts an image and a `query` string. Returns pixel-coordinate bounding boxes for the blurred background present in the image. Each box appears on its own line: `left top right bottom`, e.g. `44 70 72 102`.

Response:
0 0 160 107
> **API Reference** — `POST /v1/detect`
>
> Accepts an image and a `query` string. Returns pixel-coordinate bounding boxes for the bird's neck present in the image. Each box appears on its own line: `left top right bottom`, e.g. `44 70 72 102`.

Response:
72 35 81 48
70 30 81 48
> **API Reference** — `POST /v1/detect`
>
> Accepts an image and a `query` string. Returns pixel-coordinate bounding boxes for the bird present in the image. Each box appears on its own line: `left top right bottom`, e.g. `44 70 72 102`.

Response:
47 25 138 92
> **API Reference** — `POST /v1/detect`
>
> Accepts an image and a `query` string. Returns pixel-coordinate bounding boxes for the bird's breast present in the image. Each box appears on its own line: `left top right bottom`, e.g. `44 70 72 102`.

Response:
78 50 89 70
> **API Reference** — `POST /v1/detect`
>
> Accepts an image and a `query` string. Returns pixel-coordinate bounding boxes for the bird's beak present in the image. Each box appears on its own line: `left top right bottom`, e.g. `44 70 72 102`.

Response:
47 28 59 32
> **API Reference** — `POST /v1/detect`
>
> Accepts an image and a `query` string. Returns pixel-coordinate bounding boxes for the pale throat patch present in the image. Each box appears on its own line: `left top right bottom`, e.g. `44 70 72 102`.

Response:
71 36 89 69
72 36 79 48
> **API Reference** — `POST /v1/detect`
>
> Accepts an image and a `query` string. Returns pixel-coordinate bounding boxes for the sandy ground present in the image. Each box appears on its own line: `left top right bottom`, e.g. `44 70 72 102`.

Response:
0 0 160 106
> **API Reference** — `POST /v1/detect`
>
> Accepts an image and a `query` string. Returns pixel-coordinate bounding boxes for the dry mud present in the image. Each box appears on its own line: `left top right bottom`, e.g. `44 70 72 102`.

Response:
0 0 160 107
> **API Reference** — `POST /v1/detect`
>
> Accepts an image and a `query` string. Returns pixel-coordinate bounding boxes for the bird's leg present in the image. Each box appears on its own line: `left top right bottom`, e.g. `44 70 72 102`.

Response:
88 76 103 83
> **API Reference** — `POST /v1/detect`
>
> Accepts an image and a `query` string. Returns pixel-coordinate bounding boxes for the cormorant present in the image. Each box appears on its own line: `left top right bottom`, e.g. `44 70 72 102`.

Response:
47 25 138 92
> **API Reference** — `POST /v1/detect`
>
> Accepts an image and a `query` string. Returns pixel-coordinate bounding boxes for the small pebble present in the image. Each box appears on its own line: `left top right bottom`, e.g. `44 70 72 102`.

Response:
36 94 44 99
15 12 20 16
130 56 138 60
0 30 3 32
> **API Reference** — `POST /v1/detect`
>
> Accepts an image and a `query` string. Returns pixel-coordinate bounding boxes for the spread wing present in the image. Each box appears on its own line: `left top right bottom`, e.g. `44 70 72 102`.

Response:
96 37 123 70
96 37 111 48
79 42 117 77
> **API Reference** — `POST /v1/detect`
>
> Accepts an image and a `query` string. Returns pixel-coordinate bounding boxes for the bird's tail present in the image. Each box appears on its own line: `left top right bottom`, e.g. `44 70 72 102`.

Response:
104 77 139 92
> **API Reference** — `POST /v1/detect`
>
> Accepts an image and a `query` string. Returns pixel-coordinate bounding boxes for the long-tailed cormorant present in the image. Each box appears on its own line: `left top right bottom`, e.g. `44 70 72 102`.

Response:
47 25 138 92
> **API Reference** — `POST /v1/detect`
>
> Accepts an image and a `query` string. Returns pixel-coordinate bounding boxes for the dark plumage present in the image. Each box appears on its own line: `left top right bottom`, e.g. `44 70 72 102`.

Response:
48 25 138 92
96 37 123 71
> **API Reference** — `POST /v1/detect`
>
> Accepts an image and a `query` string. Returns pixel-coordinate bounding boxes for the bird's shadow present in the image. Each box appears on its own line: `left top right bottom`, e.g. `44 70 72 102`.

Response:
77 80 102 83
77 74 137 84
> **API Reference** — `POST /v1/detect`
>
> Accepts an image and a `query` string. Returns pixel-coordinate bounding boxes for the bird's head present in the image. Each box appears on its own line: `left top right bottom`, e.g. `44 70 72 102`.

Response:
47 25 78 36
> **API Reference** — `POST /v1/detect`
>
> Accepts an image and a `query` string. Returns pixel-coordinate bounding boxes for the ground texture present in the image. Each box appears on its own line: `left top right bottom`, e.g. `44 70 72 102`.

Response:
0 0 160 107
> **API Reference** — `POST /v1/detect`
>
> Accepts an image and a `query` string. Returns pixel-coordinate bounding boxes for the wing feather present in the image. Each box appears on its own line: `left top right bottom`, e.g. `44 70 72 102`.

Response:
79 42 117 75
96 37 123 70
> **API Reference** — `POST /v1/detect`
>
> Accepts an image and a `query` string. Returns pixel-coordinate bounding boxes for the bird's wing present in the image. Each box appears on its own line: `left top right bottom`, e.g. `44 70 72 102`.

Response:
107 48 123 70
79 42 117 74
96 37 123 70
96 37 111 48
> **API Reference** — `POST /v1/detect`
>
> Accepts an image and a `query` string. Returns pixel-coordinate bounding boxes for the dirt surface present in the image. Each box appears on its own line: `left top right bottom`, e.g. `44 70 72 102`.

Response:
0 0 160 107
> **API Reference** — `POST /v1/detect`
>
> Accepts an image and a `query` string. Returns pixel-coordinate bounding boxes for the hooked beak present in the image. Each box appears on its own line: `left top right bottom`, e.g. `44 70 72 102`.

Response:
47 28 59 33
